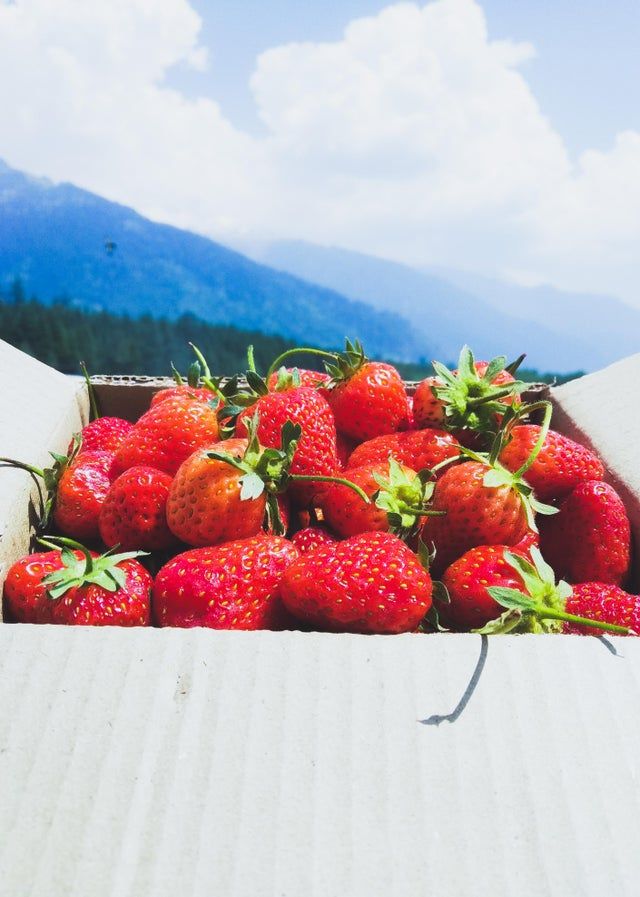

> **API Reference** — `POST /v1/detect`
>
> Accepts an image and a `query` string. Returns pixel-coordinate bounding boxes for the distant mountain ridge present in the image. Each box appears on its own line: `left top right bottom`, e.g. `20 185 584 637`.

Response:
255 240 637 373
0 160 424 362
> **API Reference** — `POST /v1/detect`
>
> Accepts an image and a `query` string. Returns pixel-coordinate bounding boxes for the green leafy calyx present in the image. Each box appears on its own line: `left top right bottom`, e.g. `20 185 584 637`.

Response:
39 538 147 600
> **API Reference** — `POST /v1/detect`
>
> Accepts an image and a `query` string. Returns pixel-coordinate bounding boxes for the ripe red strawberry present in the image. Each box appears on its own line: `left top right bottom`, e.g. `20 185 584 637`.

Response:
322 459 434 539
236 386 339 507
323 340 410 441
413 348 522 440
54 450 115 542
3 549 92 623
267 367 331 391
540 480 631 586
512 527 539 556
4 543 151 626
290 526 337 554
336 433 357 469
442 545 528 630
151 385 214 407
167 437 267 547
421 460 532 575
564 584 640 635
499 425 605 500
281 531 432 634
73 417 134 455
112 393 220 477
347 428 460 473
99 466 176 551
443 546 634 636
153 535 299 628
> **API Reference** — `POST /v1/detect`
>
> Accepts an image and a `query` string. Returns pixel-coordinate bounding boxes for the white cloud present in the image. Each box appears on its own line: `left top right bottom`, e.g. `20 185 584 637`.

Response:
0 0 638 304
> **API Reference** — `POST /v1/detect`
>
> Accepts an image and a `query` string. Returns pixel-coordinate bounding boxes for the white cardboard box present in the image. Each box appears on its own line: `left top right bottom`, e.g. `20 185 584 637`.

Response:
1 339 639 897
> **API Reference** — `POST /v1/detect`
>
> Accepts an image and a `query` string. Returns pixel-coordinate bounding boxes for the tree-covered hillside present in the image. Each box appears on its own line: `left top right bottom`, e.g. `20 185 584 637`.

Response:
0 282 581 385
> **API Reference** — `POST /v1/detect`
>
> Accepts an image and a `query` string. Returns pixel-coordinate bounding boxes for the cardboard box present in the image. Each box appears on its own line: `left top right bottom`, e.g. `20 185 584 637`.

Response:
1 338 640 897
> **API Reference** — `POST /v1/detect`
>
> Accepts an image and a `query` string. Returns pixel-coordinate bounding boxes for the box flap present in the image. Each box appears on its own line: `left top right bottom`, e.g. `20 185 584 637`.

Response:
0 626 638 897
0 340 88 597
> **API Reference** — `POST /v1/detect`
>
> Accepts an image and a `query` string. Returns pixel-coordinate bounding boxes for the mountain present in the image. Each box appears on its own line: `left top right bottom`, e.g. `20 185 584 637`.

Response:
0 160 423 362
255 240 630 373
426 266 640 365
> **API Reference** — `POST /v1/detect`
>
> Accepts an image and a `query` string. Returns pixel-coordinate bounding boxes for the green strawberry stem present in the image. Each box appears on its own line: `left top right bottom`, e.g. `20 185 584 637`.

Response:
288 473 370 504
266 347 338 383
79 361 100 421
247 344 257 374
533 605 629 635
188 343 225 401
0 457 45 478
466 385 522 408
38 534 95 575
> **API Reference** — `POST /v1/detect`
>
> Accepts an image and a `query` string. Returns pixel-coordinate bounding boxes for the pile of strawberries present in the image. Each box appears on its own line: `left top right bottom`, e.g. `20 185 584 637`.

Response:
2 341 636 636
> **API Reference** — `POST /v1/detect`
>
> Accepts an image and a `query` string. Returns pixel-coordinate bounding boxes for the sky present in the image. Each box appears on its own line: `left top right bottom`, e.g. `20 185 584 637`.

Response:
0 0 639 305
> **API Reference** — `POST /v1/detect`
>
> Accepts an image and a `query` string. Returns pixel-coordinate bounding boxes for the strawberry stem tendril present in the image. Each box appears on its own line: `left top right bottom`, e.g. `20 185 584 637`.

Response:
265 347 339 383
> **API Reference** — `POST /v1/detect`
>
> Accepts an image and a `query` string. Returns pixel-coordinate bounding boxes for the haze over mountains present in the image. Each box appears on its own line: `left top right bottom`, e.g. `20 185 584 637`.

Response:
255 241 638 373
1 159 636 373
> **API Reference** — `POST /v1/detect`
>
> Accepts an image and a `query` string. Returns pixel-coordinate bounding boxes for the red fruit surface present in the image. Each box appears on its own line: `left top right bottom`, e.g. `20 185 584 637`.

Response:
153 535 299 629
322 462 417 538
166 438 266 547
49 558 152 626
281 531 432 634
564 583 640 636
290 526 337 554
53 450 115 542
99 466 176 551
3 550 81 623
499 425 605 501
540 480 631 586
347 428 460 473
421 461 528 576
151 385 214 407
327 362 410 442
442 545 527 631
73 417 134 455
512 528 539 556
112 394 220 477
237 387 338 507
336 433 357 469
266 368 331 391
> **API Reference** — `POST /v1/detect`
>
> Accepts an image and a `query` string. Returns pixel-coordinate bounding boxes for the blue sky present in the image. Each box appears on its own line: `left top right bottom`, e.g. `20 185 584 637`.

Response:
0 0 638 306
172 0 640 156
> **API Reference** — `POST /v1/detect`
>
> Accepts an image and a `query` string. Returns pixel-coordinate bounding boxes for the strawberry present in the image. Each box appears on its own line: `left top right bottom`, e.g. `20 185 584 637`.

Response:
235 384 339 508
512 527 539 555
447 546 632 636
167 436 267 547
441 545 529 630
4 541 151 626
72 417 134 455
322 458 436 539
99 466 176 551
499 425 605 500
166 422 352 547
322 340 410 441
564 584 640 635
347 428 460 473
53 450 115 542
280 531 432 634
539 480 631 585
267 366 331 391
151 385 213 407
290 526 337 554
336 432 357 469
413 347 524 442
422 461 534 575
153 535 299 629
3 549 90 623
112 393 220 477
